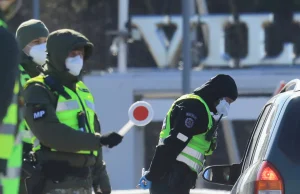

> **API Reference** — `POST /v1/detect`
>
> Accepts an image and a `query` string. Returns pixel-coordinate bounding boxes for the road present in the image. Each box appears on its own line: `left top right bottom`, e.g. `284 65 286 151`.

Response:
110 189 230 194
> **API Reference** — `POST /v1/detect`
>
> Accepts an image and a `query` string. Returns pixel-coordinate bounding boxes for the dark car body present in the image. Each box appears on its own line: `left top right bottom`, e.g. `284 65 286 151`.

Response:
202 79 300 194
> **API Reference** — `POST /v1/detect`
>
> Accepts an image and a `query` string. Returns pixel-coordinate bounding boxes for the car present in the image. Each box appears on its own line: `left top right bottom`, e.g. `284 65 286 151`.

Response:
201 79 300 194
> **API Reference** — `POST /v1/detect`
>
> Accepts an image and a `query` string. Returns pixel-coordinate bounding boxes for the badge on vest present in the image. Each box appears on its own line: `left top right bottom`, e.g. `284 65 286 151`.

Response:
33 109 46 120
185 118 194 128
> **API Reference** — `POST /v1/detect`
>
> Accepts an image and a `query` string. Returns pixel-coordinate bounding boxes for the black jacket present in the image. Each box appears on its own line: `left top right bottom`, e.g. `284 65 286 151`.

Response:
146 74 238 181
0 27 20 122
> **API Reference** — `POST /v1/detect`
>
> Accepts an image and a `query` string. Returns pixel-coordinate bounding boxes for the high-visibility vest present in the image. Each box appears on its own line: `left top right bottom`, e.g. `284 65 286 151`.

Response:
0 18 22 194
18 65 33 144
0 81 22 194
24 75 98 156
159 94 213 174
19 65 31 88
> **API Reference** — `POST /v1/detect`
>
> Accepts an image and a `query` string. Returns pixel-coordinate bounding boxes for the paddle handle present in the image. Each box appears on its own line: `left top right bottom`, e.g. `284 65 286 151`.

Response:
118 120 135 136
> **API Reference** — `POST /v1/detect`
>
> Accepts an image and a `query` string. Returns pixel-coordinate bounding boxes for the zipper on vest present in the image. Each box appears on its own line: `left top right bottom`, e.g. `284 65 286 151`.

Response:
75 92 94 156
75 92 92 134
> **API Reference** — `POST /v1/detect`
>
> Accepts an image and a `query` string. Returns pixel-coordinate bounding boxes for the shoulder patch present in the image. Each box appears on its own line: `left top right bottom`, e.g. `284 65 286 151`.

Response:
185 118 194 128
32 107 46 120
177 133 188 142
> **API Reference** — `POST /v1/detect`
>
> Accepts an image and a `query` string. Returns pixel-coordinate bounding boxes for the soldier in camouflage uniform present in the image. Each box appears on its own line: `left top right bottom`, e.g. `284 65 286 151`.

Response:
23 29 122 194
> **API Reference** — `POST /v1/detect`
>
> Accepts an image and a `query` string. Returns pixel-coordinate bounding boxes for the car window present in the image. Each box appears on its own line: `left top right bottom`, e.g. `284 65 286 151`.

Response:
241 104 272 172
278 96 300 164
239 112 263 164
251 105 277 164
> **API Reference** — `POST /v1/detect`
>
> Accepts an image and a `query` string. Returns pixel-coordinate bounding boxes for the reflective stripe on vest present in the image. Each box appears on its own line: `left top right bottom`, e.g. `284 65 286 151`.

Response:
0 80 22 194
181 146 205 161
176 155 204 174
159 94 213 174
0 124 15 135
2 167 21 179
22 130 33 143
0 82 19 160
25 75 98 156
0 124 22 146
85 100 95 111
159 137 206 174
56 100 79 111
56 100 95 112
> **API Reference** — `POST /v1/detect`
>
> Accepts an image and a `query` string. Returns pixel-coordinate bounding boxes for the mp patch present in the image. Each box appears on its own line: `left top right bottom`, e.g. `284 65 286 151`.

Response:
33 109 46 120
185 118 194 128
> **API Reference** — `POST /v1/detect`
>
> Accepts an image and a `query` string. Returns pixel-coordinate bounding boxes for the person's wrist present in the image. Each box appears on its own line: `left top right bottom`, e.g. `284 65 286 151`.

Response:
95 133 104 146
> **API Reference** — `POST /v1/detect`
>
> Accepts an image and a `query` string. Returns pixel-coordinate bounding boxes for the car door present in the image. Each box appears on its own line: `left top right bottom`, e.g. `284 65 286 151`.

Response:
231 103 273 193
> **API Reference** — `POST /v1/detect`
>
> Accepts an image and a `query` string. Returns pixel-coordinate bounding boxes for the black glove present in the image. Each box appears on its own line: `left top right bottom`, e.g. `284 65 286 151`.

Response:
93 184 111 194
100 132 123 148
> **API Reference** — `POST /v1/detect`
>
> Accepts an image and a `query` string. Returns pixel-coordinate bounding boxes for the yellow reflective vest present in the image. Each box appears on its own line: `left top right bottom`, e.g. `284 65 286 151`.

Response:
0 19 22 194
24 75 98 156
159 94 214 174
0 82 22 194
18 65 33 144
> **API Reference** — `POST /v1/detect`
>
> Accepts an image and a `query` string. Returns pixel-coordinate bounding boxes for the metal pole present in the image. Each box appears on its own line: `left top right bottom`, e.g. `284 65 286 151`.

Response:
182 0 192 94
118 0 129 73
32 0 40 19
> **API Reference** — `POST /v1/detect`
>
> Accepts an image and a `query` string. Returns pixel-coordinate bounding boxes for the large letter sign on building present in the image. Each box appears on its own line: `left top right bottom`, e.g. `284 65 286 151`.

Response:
132 14 300 68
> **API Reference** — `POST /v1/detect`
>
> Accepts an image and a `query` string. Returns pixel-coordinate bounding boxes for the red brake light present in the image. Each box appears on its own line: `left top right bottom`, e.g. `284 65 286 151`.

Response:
256 161 284 194
260 166 279 180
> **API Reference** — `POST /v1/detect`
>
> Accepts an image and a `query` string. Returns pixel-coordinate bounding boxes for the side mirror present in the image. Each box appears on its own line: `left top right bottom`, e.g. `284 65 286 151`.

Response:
201 164 241 186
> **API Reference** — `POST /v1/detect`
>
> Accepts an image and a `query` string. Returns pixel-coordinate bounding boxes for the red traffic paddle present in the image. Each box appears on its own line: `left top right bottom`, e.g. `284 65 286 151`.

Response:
118 101 154 136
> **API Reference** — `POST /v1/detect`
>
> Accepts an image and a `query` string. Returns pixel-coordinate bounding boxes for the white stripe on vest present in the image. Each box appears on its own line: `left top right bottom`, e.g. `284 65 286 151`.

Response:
56 100 79 111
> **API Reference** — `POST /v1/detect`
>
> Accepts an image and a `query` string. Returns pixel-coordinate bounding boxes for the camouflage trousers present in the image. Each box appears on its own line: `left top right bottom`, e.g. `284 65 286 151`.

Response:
45 187 93 194
42 174 94 194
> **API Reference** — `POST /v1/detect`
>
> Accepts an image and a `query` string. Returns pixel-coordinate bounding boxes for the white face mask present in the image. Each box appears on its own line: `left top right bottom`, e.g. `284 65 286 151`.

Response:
29 43 47 66
216 98 230 117
65 55 83 76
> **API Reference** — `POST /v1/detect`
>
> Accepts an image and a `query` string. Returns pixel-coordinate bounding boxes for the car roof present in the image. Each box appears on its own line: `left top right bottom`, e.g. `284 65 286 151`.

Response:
269 78 300 106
